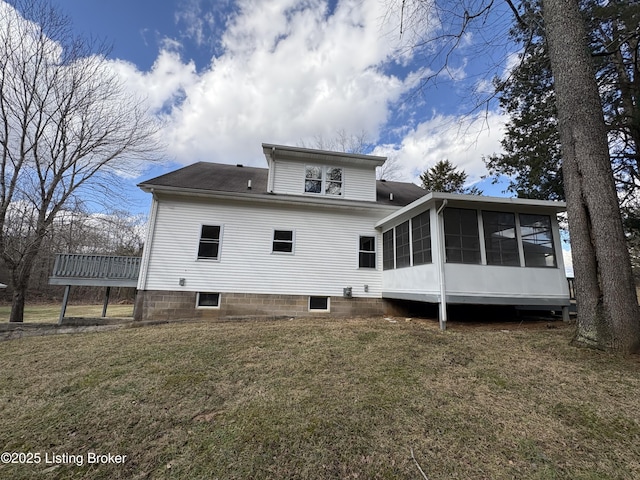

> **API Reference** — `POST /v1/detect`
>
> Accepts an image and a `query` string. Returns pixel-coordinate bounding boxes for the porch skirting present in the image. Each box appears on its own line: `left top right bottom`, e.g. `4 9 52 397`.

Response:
134 290 389 321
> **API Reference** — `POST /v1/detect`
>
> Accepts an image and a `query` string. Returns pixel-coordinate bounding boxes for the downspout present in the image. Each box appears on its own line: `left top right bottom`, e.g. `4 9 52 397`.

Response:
436 199 448 331
267 146 276 193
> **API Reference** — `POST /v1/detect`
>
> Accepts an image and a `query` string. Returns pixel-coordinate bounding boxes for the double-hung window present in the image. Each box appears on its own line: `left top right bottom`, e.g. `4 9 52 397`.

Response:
197 225 221 260
359 236 376 268
273 230 294 254
304 166 343 196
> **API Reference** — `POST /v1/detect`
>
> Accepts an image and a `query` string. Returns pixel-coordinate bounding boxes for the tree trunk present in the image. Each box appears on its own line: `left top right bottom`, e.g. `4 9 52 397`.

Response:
9 285 25 323
542 0 640 352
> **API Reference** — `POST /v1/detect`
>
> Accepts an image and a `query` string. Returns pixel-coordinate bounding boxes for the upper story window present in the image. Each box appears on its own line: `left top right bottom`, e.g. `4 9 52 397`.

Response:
520 214 556 267
304 165 343 196
197 225 221 260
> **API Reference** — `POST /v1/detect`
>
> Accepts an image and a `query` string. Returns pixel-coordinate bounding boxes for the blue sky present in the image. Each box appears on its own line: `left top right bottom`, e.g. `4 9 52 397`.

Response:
5 0 575 272
48 0 514 202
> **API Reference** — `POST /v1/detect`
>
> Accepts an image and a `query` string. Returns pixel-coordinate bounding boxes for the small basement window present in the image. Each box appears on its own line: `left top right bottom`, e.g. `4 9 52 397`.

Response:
196 292 220 308
309 296 330 311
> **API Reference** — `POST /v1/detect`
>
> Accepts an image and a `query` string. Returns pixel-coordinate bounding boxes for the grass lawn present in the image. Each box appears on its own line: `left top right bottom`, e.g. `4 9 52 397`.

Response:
0 304 134 323
0 316 639 479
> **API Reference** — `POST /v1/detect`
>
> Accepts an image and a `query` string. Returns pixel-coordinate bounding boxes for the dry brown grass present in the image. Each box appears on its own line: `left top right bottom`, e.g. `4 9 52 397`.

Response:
0 317 638 479
0 304 134 323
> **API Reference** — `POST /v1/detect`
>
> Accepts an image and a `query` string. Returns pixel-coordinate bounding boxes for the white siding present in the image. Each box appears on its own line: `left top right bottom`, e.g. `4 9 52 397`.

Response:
272 160 377 201
141 196 386 297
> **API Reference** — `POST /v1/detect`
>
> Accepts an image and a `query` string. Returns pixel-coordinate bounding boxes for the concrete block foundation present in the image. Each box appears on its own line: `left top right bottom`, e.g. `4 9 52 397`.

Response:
134 290 388 321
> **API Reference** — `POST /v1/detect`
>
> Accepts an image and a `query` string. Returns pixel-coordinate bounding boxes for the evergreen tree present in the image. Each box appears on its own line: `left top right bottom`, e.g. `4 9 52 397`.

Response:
420 160 482 194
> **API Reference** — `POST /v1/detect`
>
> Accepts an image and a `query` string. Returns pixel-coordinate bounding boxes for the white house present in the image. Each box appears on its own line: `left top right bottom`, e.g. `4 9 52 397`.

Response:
134 143 570 327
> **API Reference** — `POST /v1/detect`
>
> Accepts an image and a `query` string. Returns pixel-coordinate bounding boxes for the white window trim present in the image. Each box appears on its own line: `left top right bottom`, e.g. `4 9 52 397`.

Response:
308 296 330 312
272 228 296 255
303 165 343 196
358 234 377 269
196 292 221 309
196 224 223 262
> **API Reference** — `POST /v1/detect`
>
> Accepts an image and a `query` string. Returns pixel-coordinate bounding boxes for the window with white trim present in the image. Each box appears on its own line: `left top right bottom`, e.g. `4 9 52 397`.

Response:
197 225 221 260
272 229 294 253
309 296 330 311
304 165 343 195
196 292 220 308
359 236 376 268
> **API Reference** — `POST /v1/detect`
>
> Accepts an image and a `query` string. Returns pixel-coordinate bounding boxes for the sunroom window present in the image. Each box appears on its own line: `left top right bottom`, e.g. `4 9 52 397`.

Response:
520 214 556 267
483 211 520 266
444 208 481 264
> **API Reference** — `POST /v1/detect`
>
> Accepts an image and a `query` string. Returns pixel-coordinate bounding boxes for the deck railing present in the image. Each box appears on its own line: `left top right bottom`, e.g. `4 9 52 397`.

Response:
51 254 141 281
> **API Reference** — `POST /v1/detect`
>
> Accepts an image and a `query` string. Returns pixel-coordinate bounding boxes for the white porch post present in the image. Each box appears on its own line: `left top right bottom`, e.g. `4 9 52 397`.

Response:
436 200 448 331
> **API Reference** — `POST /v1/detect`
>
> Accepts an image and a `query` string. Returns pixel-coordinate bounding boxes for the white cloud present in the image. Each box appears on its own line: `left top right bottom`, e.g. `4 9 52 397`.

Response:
109 0 422 167
373 111 506 185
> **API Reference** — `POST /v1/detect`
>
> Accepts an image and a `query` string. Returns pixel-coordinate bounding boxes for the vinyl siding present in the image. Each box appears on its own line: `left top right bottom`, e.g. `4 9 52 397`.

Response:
139 195 387 297
272 160 377 201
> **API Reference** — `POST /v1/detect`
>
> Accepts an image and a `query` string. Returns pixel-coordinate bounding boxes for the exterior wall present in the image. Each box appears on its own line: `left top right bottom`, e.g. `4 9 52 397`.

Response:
138 195 390 300
271 159 377 201
135 290 386 321
443 263 570 304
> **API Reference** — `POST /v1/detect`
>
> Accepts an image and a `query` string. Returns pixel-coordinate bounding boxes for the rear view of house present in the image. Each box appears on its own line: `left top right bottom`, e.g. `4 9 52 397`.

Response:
135 143 570 326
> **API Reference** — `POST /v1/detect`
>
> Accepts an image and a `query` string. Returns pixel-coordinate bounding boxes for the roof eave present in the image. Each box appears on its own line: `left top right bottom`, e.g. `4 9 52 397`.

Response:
375 192 567 229
140 184 400 212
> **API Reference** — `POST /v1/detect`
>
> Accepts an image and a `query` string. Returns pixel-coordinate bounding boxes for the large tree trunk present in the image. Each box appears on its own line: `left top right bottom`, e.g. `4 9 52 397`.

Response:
542 0 640 353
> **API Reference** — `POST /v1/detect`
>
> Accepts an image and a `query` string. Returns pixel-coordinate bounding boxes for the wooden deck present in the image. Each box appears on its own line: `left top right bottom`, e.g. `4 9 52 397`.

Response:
49 254 141 287
48 254 141 323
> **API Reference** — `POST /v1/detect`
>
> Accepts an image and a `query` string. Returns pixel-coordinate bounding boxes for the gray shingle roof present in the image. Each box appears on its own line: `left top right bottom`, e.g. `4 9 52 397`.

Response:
138 162 426 207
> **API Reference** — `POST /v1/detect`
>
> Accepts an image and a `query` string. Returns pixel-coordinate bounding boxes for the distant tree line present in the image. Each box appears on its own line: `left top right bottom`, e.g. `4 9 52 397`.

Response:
0 207 145 304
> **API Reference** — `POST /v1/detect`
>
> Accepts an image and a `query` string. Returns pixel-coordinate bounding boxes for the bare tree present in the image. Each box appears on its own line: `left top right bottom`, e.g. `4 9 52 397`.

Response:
0 0 159 322
392 0 639 352
299 128 403 180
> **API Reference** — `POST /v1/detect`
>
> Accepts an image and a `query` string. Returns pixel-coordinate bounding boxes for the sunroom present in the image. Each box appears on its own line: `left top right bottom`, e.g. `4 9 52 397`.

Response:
375 192 571 330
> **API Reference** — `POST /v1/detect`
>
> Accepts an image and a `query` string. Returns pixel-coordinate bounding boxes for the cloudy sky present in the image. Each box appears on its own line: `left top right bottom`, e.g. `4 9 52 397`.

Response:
45 0 517 191
4 0 574 273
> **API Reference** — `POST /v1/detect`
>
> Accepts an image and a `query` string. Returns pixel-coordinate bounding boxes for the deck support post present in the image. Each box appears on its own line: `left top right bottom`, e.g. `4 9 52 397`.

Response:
59 285 71 325
561 305 570 323
102 286 111 318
